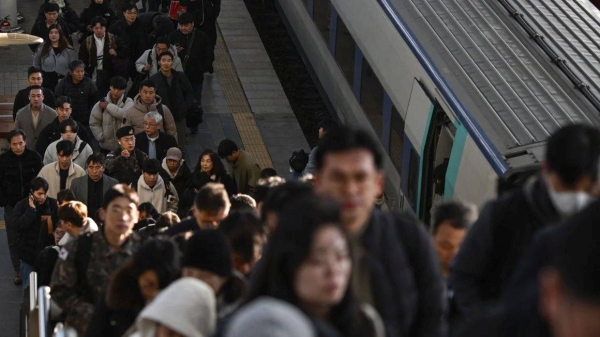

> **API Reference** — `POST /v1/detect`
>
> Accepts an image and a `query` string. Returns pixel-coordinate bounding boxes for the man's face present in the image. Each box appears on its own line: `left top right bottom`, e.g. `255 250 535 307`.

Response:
433 222 467 277
87 161 105 182
166 159 180 172
103 196 138 238
119 135 135 151
10 135 26 156
109 86 124 101
45 11 58 24
32 187 47 205
192 207 228 229
123 8 138 24
155 43 169 56
93 23 106 39
57 103 72 122
224 150 238 163
179 22 194 35
70 67 85 82
143 172 158 187
61 125 77 143
314 149 384 234
28 72 43 87
158 56 173 72
29 89 44 109
57 151 73 169
144 118 160 137
140 86 156 104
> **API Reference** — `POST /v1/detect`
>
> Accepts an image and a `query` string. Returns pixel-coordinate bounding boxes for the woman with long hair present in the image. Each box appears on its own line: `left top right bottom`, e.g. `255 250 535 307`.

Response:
191 149 237 196
33 24 77 91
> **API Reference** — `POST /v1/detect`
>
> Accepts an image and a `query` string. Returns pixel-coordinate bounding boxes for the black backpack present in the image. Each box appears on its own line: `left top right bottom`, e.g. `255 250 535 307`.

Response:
289 149 309 173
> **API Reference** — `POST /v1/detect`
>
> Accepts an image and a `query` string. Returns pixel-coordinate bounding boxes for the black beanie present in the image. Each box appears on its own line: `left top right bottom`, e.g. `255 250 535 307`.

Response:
182 230 233 278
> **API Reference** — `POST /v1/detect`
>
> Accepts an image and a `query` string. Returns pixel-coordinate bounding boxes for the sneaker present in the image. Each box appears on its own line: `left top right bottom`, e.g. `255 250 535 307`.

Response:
13 273 22 286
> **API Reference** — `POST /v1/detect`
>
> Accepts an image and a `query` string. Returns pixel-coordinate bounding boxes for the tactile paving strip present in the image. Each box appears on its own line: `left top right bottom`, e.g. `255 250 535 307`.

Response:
214 26 274 169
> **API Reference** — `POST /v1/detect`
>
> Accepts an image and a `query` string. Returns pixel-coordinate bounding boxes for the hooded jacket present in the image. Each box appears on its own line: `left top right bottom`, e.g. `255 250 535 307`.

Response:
35 117 93 156
33 45 78 77
37 161 86 199
89 91 135 151
13 195 59 264
134 175 179 213
55 74 100 126
58 217 99 247
161 157 192 197
43 136 94 168
123 94 178 139
135 44 184 78
0 149 44 207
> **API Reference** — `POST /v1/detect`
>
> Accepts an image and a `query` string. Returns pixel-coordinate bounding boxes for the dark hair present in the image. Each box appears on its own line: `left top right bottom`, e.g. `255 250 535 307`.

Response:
431 201 477 234
122 3 138 12
218 211 267 264
58 201 88 228
57 189 76 204
86 153 106 166
254 176 286 204
157 51 174 61
195 149 226 178
139 79 156 91
40 24 70 59
247 195 372 336
43 2 59 13
7 129 26 143
106 238 181 311
546 124 600 187
27 66 42 77
139 202 160 220
155 36 170 46
102 184 140 209
90 16 108 28
56 139 74 156
261 181 313 222
29 85 43 95
55 96 71 109
318 118 339 134
217 139 239 158
315 126 384 170
230 194 257 211
194 183 230 213
31 177 49 193
68 60 85 71
156 211 180 228
110 76 128 90
259 168 278 179
59 118 79 134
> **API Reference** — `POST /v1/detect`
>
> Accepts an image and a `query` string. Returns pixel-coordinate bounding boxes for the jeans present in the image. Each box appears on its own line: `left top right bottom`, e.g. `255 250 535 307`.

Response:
20 259 34 289
4 205 19 272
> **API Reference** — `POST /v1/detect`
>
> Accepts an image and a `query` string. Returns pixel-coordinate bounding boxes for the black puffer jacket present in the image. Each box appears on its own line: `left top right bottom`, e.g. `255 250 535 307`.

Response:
54 74 100 127
14 196 58 265
108 19 151 63
0 149 44 208
79 0 117 42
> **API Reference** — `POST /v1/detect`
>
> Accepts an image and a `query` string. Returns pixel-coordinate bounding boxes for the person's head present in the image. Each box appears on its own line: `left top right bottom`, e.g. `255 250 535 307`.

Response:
540 201 600 337
122 3 138 24
157 52 173 73
53 223 67 245
196 149 226 177
217 139 240 163
43 2 60 24
230 194 257 212
27 67 43 86
68 60 85 82
116 126 136 151
55 96 72 122
59 118 79 143
254 176 286 213
142 159 161 188
56 189 76 204
178 13 195 34
155 211 180 229
143 111 163 138
431 201 477 277
8 129 27 156
193 183 231 229
182 230 233 294
261 181 313 231
100 184 140 238
259 168 278 179
165 148 182 173
218 211 267 275
318 119 339 139
544 124 600 218
30 177 49 206
139 202 160 220
314 127 384 234
139 80 157 104
56 140 74 170
46 23 68 48
155 36 170 56
57 201 88 236
29 85 44 110
109 76 127 101
91 16 107 39
86 153 106 182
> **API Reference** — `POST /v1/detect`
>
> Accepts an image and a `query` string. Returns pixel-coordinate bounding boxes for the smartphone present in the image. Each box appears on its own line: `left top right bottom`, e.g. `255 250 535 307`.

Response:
30 192 37 206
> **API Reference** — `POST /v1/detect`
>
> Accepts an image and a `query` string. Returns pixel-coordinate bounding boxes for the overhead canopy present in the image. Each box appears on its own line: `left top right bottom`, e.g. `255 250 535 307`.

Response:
0 33 43 46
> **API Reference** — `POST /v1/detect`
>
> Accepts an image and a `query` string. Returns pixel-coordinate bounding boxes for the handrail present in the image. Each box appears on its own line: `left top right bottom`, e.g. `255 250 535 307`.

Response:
377 0 509 176
38 287 50 337
29 272 37 312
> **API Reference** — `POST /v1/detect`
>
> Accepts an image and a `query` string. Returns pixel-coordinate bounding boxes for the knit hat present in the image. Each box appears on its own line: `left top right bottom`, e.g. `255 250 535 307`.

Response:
182 230 233 278
166 147 182 161
142 159 161 174
116 126 135 139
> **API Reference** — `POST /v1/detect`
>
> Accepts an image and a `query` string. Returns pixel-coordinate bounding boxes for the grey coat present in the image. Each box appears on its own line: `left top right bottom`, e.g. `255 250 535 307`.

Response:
70 174 119 205
14 104 57 150
33 45 78 76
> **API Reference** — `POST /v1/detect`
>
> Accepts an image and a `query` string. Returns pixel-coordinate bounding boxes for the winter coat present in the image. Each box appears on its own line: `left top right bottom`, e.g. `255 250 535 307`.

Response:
33 45 78 78
35 117 93 156
13 87 55 120
134 175 178 213
78 1 117 41
168 28 212 82
0 149 44 207
29 18 72 52
89 92 134 151
35 0 80 34
105 147 148 185
55 74 100 127
13 196 59 264
58 217 99 247
189 169 237 196
14 104 57 150
135 131 178 162
43 137 94 168
108 19 151 63
123 94 177 138
37 162 86 199
150 70 194 121
227 150 261 196
161 158 192 198
34 245 60 287
70 174 119 206
135 45 183 78
78 32 128 82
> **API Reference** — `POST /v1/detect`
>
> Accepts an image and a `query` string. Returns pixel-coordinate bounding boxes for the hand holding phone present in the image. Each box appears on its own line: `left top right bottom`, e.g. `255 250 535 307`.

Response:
29 193 36 209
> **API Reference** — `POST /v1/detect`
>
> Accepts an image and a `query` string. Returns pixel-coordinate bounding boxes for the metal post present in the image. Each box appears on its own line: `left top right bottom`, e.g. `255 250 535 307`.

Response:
0 0 23 33
38 286 50 337
29 272 38 312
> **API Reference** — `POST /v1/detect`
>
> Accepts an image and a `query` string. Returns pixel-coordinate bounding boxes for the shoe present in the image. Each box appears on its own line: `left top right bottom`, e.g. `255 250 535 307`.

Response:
13 273 22 286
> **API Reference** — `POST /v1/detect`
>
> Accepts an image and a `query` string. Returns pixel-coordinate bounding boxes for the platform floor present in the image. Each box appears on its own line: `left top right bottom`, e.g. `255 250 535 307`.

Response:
0 0 310 335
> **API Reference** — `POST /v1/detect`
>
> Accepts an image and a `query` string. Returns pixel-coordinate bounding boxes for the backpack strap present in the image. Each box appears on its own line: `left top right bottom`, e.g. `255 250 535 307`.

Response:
75 231 95 302
182 29 197 70
78 140 88 154
156 103 164 119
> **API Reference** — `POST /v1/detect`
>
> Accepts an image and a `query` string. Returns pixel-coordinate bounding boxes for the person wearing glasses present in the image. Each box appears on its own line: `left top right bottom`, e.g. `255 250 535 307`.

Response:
135 111 177 162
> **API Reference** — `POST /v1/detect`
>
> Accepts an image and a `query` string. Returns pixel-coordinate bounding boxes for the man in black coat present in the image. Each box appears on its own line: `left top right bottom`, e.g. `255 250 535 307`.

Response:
30 2 73 52
313 127 444 337
13 177 58 288
0 130 44 285
108 4 151 79
134 111 178 162
448 124 600 325
55 60 101 128
13 67 56 120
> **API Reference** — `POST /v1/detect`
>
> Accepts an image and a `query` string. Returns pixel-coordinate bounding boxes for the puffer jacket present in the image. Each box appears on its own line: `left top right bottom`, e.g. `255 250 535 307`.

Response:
55 74 100 127
90 92 135 151
108 19 151 63
123 94 178 139
135 44 184 78
14 196 59 264
134 175 179 213
33 45 78 77
0 149 44 207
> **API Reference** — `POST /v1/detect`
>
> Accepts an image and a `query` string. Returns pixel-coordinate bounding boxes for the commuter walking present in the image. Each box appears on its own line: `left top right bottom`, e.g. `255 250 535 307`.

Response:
55 60 100 128
32 24 77 91
134 111 178 162
218 139 261 196
14 85 57 150
13 67 56 119
37 140 86 199
105 126 148 185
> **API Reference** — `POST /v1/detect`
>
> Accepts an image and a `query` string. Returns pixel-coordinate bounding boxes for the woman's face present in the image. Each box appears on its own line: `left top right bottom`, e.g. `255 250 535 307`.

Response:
49 28 60 42
200 155 213 173
294 226 351 316
138 269 160 303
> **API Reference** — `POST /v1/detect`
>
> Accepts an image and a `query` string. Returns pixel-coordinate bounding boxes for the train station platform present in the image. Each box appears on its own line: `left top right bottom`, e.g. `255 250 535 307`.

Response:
0 0 310 335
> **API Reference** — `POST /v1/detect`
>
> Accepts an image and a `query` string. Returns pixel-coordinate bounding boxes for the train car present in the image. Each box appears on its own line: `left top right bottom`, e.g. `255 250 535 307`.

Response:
275 0 600 219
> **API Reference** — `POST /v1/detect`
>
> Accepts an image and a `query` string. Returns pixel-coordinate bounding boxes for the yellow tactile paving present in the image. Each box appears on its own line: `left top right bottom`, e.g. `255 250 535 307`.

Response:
0 221 4 230
214 26 274 169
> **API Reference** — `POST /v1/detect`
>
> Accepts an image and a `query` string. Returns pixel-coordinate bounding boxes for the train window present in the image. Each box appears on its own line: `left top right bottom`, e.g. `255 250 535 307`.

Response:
313 0 331 44
389 105 405 174
360 58 384 137
335 16 355 85
407 147 420 207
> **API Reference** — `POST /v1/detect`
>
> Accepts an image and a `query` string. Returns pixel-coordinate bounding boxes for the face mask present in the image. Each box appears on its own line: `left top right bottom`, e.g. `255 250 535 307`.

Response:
548 189 594 218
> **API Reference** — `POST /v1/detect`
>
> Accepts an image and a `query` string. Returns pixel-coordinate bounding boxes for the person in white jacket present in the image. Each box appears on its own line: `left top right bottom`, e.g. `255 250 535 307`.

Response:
37 140 86 199
89 76 134 151
135 37 183 79
44 119 93 168
134 159 179 213
56 201 99 246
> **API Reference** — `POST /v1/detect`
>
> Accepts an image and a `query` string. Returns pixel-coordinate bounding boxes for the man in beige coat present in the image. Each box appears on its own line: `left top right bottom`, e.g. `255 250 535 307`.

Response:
37 140 86 199
14 85 57 150
123 80 177 140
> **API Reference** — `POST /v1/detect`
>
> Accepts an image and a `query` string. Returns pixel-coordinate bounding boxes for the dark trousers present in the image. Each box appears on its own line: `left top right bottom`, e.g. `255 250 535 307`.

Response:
4 205 19 272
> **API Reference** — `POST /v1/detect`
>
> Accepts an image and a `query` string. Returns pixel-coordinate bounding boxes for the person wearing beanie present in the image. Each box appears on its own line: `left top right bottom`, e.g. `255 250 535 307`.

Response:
105 126 148 185
160 147 191 199
133 158 179 213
